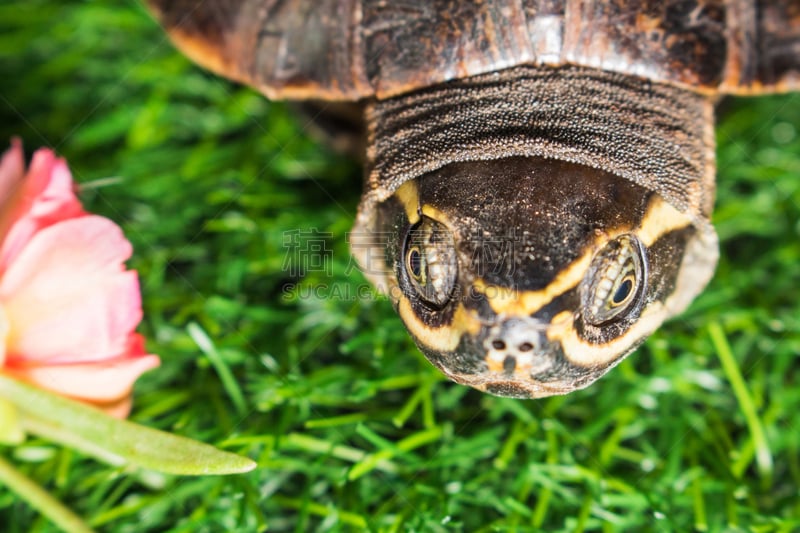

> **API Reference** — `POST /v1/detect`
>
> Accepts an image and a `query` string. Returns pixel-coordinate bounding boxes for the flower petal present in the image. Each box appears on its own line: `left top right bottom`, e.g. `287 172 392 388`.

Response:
0 142 159 418
97 396 133 419
0 139 24 207
0 147 85 272
0 216 141 363
0 304 7 367
6 352 160 405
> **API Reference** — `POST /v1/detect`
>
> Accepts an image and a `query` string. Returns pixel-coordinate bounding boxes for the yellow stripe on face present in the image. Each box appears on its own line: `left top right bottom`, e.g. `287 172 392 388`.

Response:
394 180 421 223
397 297 482 352
637 196 694 246
546 306 666 367
420 204 456 228
471 195 694 319
472 250 596 315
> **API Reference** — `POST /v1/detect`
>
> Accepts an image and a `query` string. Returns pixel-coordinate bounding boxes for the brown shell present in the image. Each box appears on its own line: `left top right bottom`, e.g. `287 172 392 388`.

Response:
149 0 800 100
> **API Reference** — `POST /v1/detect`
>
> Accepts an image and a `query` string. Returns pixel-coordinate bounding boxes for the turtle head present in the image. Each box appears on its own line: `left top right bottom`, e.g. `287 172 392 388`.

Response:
362 156 717 398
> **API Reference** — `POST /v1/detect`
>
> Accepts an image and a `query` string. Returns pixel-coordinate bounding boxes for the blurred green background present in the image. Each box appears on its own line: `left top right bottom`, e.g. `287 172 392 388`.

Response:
1 1 799 531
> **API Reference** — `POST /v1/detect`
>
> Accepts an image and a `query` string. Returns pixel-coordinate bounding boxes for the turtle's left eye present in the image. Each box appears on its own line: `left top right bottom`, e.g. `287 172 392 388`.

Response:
582 234 646 325
403 216 457 308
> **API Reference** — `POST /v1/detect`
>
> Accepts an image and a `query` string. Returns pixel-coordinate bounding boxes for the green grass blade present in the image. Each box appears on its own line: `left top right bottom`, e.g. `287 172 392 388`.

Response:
187 322 248 415
348 426 443 481
708 321 773 483
0 454 94 533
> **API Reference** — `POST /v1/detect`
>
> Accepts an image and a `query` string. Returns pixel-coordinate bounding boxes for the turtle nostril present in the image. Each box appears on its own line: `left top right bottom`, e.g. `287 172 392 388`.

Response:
492 340 506 350
518 342 533 352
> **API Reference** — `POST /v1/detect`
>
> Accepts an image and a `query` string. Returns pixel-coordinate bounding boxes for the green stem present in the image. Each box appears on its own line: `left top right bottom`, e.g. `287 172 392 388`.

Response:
0 454 94 533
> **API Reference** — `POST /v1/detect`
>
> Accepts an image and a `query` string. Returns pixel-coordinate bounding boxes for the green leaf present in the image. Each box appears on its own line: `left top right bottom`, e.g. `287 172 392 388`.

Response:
0 375 256 476
0 397 25 444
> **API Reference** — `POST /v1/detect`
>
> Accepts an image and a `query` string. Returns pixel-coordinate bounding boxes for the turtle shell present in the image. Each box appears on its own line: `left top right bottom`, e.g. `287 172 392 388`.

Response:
149 0 800 100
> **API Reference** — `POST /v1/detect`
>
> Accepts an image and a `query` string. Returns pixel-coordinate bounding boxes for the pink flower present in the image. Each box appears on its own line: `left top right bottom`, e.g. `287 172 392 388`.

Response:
0 139 159 417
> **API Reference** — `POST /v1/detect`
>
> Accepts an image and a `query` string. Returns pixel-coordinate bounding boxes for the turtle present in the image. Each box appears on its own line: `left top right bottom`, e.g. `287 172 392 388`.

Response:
147 0 800 399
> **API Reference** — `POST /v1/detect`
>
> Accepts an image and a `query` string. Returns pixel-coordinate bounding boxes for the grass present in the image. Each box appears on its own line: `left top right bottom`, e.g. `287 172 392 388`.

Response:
1 1 799 531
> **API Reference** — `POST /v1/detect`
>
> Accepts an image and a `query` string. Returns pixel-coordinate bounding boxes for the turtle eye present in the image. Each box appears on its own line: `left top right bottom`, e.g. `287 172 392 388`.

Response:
403 216 457 308
582 234 645 325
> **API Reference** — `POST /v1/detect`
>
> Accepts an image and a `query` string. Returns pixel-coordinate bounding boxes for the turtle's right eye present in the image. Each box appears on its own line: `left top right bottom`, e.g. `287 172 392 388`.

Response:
403 216 457 308
582 234 646 326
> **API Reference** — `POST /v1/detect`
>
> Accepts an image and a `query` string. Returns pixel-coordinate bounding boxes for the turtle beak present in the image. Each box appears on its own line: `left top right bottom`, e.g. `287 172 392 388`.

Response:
480 316 555 376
